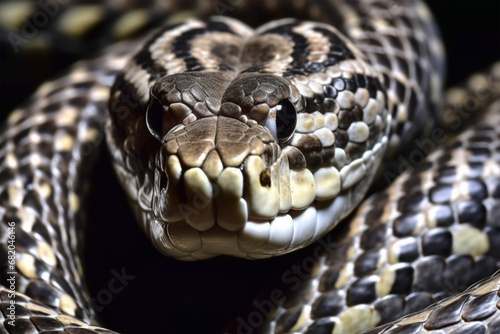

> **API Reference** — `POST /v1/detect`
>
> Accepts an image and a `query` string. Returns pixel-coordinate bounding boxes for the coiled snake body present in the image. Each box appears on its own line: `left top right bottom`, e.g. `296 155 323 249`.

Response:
0 0 499 333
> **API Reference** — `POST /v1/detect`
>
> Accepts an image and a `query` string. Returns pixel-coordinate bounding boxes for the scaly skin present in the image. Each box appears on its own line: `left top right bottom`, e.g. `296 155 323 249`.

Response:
0 1 498 333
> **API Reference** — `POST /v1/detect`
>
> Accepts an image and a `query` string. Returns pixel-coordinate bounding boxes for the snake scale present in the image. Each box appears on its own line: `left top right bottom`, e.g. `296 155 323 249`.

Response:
0 0 499 333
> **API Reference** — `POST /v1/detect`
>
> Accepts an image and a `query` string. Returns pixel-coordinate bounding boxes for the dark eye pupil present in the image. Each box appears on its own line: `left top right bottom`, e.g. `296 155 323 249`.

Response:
276 99 297 142
146 98 164 141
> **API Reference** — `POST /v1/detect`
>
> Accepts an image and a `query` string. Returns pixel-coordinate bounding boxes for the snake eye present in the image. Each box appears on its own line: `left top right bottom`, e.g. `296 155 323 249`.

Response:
265 99 297 143
146 97 169 141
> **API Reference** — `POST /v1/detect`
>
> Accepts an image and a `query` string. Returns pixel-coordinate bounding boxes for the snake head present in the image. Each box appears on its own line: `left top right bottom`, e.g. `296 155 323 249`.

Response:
108 16 390 260
147 73 309 257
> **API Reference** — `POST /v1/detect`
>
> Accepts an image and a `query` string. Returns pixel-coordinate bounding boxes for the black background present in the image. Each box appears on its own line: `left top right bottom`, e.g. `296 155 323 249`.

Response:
0 1 499 333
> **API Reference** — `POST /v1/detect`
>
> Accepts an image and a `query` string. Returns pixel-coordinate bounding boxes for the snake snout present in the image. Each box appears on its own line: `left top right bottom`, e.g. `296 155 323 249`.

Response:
152 115 286 234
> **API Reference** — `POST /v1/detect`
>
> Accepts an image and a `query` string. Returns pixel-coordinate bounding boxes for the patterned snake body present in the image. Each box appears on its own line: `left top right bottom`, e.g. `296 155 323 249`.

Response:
0 0 499 333
260 96 500 333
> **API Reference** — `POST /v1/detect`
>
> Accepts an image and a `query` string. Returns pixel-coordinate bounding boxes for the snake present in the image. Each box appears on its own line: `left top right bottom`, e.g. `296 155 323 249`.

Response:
0 0 499 333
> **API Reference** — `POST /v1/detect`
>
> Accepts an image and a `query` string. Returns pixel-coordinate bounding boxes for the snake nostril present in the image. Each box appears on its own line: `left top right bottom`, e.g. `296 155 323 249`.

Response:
260 168 271 187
